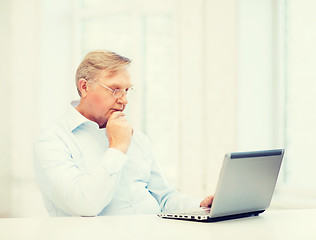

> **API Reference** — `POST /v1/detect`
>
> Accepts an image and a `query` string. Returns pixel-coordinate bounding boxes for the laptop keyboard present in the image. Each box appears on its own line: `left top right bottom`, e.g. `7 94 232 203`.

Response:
178 207 211 216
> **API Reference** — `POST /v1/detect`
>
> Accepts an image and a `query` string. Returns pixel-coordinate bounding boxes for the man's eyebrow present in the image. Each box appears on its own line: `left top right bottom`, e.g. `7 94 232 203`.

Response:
108 83 134 89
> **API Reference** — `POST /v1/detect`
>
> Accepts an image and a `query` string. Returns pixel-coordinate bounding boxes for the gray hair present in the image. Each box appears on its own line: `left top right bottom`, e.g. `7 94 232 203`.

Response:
75 50 131 96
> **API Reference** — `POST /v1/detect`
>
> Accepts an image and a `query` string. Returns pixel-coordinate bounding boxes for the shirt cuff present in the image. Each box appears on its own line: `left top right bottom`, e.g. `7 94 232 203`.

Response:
182 198 204 211
100 148 128 175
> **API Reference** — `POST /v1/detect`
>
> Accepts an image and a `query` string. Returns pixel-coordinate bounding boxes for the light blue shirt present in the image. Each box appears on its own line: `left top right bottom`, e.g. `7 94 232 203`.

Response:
33 103 200 216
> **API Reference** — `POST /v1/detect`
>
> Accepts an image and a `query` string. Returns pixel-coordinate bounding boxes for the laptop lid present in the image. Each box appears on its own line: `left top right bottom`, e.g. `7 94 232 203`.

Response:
209 149 284 218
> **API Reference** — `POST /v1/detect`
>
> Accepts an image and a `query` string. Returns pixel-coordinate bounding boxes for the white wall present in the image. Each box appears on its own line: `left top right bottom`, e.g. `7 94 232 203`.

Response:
237 0 278 151
39 0 74 128
11 0 44 216
204 0 238 194
0 0 12 217
284 0 316 190
176 0 238 196
2 0 47 217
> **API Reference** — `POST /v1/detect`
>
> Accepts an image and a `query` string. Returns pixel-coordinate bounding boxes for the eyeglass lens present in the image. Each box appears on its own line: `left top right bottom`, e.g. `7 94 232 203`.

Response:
113 88 133 98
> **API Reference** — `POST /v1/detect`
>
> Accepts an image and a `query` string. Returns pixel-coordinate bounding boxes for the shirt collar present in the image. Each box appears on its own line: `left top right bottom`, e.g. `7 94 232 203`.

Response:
67 100 99 131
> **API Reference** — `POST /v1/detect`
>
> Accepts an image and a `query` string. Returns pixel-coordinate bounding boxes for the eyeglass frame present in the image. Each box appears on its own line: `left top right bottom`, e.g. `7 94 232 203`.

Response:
92 80 135 98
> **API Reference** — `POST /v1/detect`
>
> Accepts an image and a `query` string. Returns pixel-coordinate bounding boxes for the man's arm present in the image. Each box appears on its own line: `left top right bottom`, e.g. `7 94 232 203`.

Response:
34 110 134 216
34 133 127 217
139 135 202 212
143 136 214 211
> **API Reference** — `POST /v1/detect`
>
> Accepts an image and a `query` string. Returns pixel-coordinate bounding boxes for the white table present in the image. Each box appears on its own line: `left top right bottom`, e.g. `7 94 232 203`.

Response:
0 209 315 240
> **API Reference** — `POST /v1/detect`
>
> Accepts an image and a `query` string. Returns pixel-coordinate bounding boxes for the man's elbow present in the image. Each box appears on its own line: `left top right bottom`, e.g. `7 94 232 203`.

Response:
68 203 104 217
59 193 107 217
78 208 101 217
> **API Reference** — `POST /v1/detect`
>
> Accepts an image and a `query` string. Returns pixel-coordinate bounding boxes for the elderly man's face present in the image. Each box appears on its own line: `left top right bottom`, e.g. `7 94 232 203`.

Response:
84 69 132 128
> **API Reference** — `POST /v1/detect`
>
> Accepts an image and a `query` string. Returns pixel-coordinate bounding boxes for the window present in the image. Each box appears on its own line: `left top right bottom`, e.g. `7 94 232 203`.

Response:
238 0 316 207
282 0 316 191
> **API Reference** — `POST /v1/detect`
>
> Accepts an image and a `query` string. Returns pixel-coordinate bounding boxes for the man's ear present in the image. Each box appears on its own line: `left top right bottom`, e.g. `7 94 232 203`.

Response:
78 78 89 98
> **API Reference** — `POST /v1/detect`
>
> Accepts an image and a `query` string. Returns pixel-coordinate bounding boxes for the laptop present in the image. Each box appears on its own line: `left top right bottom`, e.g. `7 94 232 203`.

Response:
158 149 285 222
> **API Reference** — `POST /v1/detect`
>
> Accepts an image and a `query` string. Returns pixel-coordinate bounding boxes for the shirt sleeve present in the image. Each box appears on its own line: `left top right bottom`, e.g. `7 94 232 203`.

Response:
33 131 127 217
144 138 202 212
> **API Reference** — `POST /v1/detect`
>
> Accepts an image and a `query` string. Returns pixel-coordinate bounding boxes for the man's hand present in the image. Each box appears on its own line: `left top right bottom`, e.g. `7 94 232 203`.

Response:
106 111 133 154
200 195 214 208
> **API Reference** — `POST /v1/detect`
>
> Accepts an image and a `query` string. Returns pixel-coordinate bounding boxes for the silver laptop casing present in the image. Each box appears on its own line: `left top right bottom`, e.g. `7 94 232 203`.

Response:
158 149 284 222
209 149 284 218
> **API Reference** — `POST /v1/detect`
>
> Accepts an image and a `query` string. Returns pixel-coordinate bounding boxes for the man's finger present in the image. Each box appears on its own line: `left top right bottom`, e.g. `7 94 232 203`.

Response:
109 111 125 120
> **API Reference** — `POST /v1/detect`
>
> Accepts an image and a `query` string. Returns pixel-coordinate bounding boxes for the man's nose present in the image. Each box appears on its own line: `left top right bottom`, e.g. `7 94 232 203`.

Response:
117 93 128 105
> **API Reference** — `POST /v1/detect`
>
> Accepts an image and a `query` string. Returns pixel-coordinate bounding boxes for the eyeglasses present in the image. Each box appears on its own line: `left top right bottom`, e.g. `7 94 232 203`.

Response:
93 81 135 98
